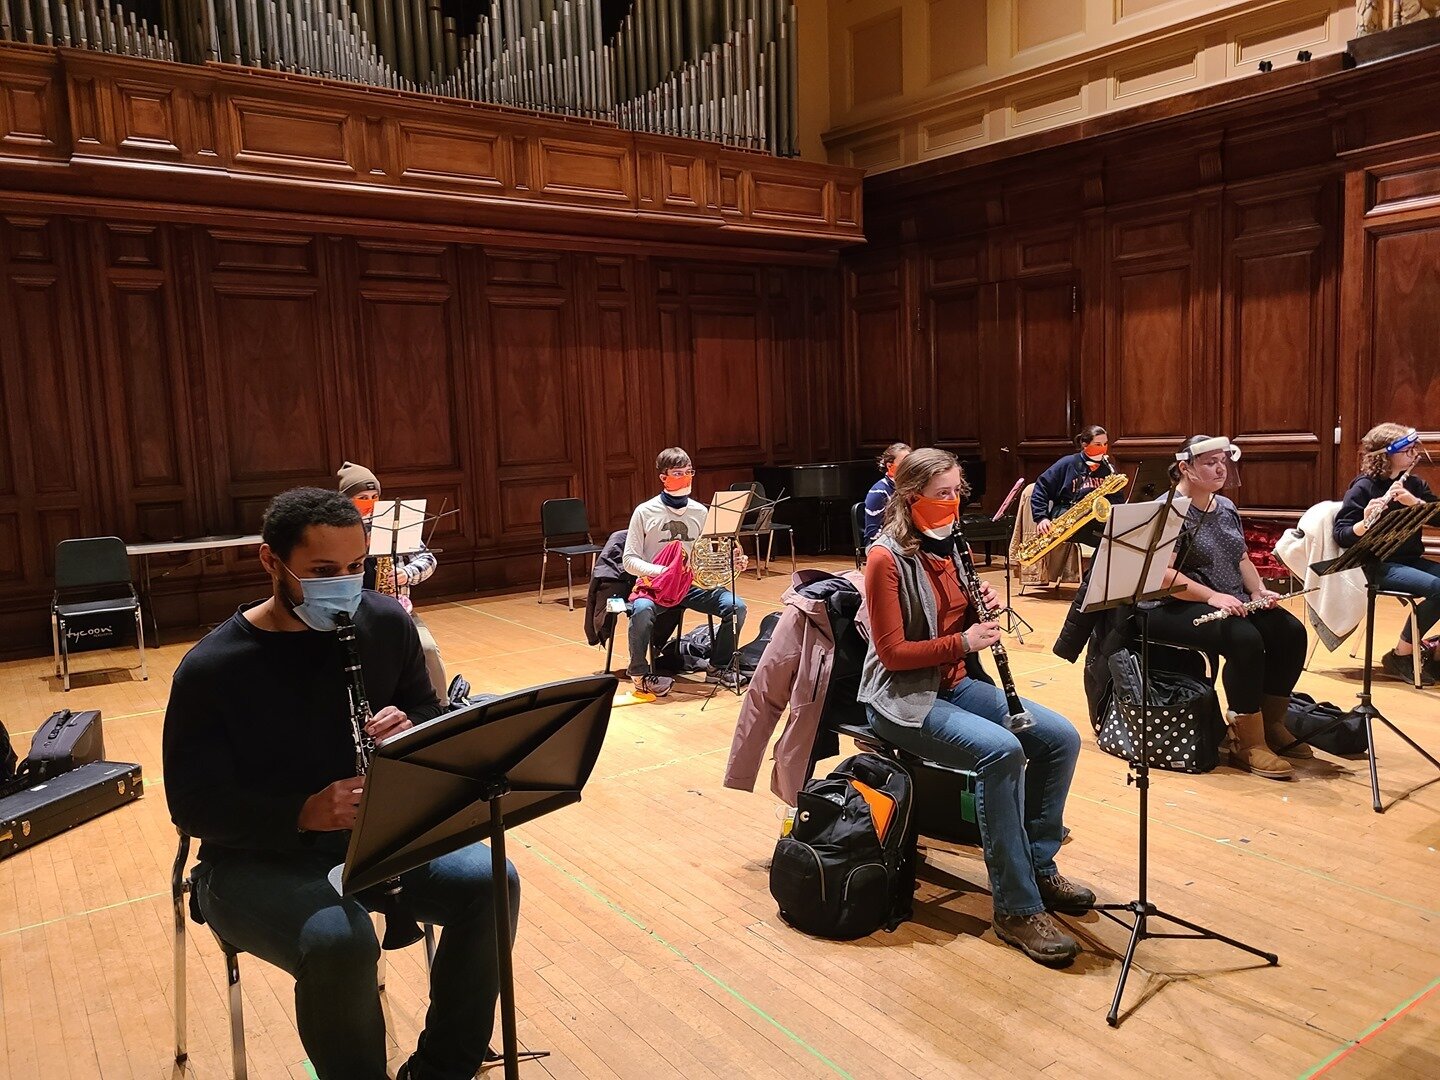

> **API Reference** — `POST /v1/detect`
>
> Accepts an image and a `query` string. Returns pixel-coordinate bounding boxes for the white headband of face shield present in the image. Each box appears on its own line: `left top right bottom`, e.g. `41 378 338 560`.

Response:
1176 436 1241 463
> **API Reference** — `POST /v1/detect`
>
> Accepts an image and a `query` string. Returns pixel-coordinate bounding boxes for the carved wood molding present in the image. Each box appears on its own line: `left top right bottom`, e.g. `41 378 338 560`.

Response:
0 44 863 250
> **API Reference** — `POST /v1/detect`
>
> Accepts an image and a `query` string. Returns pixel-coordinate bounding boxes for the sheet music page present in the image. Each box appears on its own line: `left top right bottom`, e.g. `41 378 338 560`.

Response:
368 500 399 557
1080 497 1192 611
394 499 427 555
701 490 749 537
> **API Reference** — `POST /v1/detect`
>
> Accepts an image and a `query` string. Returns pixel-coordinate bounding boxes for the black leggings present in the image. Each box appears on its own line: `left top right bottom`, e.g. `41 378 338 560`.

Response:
1143 602 1306 714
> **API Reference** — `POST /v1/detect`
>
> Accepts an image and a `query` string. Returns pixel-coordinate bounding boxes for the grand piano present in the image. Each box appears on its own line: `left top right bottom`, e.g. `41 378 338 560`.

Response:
755 456 993 556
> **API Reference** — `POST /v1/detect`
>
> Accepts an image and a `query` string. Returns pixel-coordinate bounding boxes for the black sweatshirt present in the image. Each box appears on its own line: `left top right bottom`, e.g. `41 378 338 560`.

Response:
163 592 443 863
1334 473 1437 559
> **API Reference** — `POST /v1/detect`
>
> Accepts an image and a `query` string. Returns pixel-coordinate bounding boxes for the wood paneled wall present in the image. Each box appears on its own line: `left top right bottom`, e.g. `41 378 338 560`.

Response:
844 45 1440 517
0 43 859 654
0 216 843 650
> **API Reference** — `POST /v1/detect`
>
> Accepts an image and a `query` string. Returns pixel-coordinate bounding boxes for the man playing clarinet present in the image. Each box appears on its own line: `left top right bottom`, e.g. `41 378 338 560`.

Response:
163 487 516 1080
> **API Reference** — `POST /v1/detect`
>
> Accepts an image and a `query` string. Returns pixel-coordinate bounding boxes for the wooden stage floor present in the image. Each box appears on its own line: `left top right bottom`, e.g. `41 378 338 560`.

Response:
2 558 1438 1079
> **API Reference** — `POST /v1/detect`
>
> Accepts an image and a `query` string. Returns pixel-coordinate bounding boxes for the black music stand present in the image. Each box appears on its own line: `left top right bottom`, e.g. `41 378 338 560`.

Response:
341 675 616 1079
1126 459 1175 504
1304 502 1440 812
698 490 751 708
990 477 1033 640
1081 493 1278 1026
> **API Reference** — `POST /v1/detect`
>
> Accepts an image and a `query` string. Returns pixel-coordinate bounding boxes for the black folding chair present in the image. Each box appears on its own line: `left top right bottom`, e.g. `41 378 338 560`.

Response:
851 502 867 568
728 482 795 580
538 499 603 610
51 537 147 692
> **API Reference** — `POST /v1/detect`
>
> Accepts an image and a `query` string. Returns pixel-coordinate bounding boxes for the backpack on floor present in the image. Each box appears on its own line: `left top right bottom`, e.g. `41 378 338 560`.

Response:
1284 692 1367 756
769 753 915 940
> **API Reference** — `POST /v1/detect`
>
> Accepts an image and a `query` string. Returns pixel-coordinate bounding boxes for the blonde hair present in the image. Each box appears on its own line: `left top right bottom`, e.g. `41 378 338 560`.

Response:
880 448 968 555
1359 422 1413 479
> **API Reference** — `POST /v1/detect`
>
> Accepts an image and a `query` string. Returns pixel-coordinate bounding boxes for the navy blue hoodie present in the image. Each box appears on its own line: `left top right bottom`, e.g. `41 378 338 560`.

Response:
1031 452 1115 522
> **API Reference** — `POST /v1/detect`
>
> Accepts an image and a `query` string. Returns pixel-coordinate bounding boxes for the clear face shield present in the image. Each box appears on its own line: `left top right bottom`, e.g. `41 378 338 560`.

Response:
1175 436 1242 495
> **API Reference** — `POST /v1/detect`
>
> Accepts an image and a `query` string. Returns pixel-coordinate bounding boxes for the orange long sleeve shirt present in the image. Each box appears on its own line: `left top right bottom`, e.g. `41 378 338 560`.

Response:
864 544 969 688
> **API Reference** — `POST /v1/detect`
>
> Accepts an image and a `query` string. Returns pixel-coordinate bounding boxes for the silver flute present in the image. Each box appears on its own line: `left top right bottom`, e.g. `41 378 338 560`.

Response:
1191 587 1316 625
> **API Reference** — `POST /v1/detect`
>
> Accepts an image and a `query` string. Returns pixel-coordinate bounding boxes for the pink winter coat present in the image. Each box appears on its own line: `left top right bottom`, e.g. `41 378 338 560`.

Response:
724 569 868 805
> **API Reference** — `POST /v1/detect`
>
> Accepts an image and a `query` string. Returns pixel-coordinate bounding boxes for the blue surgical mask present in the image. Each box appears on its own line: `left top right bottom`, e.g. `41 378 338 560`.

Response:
280 562 364 631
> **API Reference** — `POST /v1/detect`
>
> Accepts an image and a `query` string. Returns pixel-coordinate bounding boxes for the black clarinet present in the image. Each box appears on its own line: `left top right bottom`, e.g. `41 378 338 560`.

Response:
334 613 425 951
952 523 1036 733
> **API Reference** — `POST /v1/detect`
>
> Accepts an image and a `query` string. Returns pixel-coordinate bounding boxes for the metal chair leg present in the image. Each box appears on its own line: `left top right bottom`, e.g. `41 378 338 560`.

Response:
537 551 547 604
423 923 437 970
173 868 188 1065
566 558 575 611
225 949 247 1079
60 615 71 692
1406 602 1422 688
788 530 796 575
135 606 148 682
51 610 61 678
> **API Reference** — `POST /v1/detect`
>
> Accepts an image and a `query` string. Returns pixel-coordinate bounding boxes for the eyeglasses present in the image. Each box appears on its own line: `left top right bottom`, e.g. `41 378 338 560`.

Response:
664 468 696 477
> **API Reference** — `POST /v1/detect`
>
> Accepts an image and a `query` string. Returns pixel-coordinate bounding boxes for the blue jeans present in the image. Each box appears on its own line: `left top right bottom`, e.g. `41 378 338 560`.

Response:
1365 556 1440 644
627 586 746 675
869 678 1080 917
196 837 519 1080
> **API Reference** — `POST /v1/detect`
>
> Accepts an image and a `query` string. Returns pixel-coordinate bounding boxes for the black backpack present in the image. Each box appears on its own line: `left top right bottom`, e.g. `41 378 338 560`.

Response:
769 753 915 940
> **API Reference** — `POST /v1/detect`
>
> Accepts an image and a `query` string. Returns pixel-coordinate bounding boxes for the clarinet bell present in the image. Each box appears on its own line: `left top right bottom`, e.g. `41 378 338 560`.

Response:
1004 709 1037 734
380 914 426 951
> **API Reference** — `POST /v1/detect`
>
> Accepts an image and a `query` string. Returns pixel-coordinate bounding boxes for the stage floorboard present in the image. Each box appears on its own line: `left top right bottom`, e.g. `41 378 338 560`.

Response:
3 558 1438 1079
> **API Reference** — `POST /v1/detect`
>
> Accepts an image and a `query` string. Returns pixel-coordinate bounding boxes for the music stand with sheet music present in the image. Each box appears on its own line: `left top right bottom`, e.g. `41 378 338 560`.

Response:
1304 501 1440 811
697 490 751 705
1080 493 1278 1026
339 674 616 1079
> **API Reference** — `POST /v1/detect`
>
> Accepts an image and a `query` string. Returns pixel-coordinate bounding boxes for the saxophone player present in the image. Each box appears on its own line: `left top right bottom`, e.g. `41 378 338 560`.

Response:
857 449 1091 967
337 461 449 703
1334 424 1440 684
163 488 517 1080
1032 425 1116 545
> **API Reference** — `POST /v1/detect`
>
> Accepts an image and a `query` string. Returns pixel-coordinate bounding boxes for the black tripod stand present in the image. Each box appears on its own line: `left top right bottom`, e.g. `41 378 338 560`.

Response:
1093 611 1278 1025
1081 493 1277 1025
1299 501 1440 812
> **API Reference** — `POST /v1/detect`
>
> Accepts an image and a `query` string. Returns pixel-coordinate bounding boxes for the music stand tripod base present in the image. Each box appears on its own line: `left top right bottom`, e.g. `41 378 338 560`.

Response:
1303 504 1440 812
1079 495 1278 1026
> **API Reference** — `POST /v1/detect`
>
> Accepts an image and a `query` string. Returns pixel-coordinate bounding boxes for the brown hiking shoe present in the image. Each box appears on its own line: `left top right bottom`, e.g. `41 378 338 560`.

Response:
993 912 1079 966
1037 873 1095 914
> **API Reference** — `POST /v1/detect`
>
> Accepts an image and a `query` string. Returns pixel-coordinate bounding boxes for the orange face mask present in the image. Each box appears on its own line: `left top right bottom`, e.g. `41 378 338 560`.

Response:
910 495 960 540
352 493 378 517
661 470 694 495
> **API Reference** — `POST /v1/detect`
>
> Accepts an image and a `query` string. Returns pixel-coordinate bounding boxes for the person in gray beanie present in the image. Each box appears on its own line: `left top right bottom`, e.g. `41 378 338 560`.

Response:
337 462 448 701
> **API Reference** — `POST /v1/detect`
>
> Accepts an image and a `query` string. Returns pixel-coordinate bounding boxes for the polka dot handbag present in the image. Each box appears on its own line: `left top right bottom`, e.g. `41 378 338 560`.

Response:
1097 656 1227 773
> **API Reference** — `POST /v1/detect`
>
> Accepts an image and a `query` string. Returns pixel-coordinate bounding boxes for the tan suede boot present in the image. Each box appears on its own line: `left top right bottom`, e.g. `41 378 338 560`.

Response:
1229 710 1294 780
1262 694 1312 759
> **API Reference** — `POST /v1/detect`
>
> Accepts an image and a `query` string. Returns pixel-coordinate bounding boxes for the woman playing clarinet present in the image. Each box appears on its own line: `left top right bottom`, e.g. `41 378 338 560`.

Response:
857 448 1090 967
